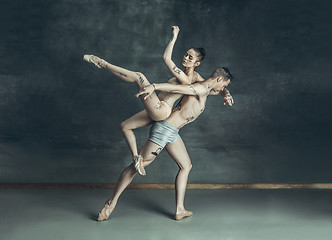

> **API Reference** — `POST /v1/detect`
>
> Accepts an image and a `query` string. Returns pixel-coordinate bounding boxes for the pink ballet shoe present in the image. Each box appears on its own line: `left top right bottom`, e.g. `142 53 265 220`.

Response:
175 210 193 221
133 155 146 176
97 202 115 221
83 55 107 68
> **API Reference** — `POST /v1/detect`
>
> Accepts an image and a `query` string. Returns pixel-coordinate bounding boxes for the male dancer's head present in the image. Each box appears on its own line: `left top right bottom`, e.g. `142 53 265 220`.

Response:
210 67 233 81
208 67 233 92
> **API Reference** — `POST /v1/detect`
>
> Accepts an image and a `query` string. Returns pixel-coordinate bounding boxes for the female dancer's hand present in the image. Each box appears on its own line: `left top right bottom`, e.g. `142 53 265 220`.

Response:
172 26 180 37
136 84 155 100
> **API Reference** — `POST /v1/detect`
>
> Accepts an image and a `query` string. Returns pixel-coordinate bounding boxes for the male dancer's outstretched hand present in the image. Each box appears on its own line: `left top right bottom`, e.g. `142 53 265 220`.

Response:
136 84 155 100
223 93 234 106
219 89 234 106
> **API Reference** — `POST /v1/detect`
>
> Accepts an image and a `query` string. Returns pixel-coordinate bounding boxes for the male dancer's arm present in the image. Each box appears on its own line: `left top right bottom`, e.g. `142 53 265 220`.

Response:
219 88 234 106
136 82 207 99
210 88 234 106
163 26 191 84
137 83 234 106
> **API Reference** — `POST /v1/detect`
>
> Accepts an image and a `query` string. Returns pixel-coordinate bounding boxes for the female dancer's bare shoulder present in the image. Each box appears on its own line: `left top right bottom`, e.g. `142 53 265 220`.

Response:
194 71 205 83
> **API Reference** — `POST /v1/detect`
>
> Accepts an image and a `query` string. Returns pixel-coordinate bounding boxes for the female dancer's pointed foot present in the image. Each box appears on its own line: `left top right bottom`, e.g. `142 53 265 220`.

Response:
83 55 107 68
133 155 146 176
175 210 193 221
97 202 115 221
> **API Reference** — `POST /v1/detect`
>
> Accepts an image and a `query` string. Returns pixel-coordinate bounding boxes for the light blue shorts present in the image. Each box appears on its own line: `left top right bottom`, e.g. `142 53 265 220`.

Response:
148 120 181 148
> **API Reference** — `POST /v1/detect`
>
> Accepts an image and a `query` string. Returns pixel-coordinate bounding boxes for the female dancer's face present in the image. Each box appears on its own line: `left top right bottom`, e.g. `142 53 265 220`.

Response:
182 49 200 68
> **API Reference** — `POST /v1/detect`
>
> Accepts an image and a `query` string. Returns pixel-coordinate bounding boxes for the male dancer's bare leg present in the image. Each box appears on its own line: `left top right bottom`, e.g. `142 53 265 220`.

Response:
165 138 193 220
97 163 137 221
97 141 162 221
83 55 171 121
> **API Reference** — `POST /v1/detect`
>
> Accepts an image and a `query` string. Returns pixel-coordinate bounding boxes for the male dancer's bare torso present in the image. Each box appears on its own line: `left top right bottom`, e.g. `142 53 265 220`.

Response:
166 90 207 129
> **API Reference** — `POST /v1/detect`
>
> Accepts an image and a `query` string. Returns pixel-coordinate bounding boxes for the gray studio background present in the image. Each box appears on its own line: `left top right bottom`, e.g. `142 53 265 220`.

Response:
0 0 331 184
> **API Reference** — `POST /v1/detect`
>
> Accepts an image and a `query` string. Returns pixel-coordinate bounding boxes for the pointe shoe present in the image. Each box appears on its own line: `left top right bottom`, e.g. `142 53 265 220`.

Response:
175 210 193 221
83 55 106 68
97 202 115 221
133 155 146 176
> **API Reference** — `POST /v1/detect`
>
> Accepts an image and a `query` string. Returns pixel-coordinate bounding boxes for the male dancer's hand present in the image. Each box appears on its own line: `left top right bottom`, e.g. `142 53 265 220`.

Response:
219 88 234 106
136 84 155 100
223 93 234 106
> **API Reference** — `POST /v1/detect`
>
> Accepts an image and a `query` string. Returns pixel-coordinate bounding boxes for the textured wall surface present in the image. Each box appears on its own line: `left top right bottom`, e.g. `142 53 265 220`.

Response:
0 0 331 183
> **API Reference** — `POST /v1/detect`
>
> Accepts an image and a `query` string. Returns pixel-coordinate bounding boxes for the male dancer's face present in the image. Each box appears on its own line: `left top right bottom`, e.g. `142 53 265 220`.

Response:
182 49 200 68
214 78 231 92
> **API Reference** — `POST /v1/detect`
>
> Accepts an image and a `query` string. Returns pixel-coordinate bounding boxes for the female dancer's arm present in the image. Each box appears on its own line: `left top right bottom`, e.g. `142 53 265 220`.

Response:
162 26 191 84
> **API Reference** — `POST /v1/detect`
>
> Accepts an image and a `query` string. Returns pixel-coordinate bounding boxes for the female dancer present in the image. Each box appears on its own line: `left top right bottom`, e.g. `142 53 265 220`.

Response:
83 26 205 175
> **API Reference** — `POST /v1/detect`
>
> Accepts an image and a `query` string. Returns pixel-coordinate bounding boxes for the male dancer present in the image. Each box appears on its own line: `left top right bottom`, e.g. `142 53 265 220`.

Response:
97 67 233 221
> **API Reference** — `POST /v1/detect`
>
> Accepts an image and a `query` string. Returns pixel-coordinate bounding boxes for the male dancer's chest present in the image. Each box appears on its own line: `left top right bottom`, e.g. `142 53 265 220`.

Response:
168 95 206 128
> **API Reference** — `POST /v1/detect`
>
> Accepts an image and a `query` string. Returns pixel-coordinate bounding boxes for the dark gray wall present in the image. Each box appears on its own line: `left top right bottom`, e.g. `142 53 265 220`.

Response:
0 0 331 183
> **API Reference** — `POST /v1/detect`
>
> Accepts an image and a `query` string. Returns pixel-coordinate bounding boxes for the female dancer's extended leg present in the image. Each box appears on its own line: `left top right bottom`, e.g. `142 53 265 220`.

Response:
120 110 152 158
83 55 171 121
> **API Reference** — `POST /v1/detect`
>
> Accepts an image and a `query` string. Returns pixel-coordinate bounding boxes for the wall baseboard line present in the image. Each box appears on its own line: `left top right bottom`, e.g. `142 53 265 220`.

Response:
1 183 332 189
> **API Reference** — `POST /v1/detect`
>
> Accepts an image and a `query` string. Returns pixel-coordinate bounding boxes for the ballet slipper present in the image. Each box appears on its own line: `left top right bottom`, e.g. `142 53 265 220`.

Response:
97 202 115 221
83 55 107 68
175 210 193 221
133 155 146 176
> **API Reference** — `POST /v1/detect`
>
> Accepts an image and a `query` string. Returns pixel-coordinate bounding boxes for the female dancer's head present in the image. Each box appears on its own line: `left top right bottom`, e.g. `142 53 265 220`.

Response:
182 47 205 68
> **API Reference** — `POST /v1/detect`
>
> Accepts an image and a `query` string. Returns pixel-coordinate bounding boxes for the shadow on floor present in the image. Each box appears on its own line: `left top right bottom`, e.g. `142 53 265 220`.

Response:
133 198 174 219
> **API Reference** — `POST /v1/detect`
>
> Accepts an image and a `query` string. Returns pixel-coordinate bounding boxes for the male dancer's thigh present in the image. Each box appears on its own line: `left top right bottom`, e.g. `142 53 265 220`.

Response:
140 140 164 167
165 138 191 168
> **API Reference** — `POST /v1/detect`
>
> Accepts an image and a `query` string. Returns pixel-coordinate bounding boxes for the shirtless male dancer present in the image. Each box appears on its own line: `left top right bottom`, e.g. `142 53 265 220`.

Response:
97 67 233 221
83 26 233 175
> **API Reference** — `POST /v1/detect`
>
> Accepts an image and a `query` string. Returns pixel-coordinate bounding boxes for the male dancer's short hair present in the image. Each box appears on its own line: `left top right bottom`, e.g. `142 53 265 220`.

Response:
210 67 233 81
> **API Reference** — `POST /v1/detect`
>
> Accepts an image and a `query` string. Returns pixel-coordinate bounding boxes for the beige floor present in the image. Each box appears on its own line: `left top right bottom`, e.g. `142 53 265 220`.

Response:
1 188 332 240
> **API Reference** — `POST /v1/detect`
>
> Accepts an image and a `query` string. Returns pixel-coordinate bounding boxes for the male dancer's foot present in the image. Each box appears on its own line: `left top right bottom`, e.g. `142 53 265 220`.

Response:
175 210 193 221
97 200 116 221
83 55 107 68
133 155 146 176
